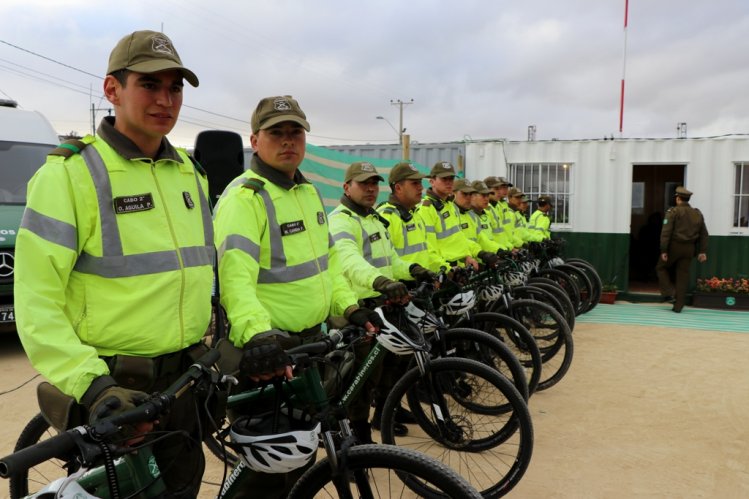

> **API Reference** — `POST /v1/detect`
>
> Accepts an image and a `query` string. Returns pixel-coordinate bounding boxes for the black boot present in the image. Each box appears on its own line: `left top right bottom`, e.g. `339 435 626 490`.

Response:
350 420 376 444
395 406 417 424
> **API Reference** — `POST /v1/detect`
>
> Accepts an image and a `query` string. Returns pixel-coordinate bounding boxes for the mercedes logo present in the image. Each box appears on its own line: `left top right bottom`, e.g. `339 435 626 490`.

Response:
0 252 13 278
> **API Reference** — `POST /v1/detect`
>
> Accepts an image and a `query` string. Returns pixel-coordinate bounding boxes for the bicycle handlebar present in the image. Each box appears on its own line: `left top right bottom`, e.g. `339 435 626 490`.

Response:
0 348 221 479
286 325 359 358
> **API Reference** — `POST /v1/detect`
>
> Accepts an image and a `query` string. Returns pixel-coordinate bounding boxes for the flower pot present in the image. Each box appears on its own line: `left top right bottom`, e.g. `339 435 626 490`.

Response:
691 292 749 311
599 291 617 304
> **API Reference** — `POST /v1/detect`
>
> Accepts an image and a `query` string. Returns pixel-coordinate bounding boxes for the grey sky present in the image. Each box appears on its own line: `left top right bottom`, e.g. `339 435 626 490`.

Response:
1 0 748 148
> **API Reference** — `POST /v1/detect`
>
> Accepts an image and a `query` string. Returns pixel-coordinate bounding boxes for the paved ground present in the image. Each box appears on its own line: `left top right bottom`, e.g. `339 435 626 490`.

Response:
2 302 748 497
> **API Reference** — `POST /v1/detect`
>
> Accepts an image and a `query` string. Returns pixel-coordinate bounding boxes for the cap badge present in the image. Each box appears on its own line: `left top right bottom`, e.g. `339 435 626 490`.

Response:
151 35 175 55
273 98 292 111
408 164 418 172
361 162 374 172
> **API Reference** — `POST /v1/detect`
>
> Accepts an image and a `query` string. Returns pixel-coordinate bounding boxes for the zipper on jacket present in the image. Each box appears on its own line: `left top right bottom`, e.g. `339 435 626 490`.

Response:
152 162 186 345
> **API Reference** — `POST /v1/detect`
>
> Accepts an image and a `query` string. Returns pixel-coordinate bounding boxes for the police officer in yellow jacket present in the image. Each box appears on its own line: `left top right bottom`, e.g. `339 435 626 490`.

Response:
329 161 434 442
377 161 449 272
485 176 517 247
529 195 553 240
14 30 211 496
213 96 380 497
507 187 536 246
418 162 499 269
471 180 514 251
453 179 501 259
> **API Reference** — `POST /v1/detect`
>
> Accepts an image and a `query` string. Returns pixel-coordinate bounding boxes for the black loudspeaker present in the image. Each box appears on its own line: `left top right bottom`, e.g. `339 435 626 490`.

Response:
193 130 246 204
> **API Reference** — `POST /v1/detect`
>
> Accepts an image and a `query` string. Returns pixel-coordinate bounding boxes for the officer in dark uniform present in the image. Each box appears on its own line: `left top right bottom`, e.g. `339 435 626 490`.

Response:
656 186 708 312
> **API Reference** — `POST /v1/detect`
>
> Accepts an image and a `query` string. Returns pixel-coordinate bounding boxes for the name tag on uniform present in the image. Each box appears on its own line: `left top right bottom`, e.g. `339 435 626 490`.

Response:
369 232 382 243
442 212 450 219
481 223 489 229
113 193 154 214
317 212 326 225
182 191 194 209
460 222 469 229
406 223 416 232
280 220 306 236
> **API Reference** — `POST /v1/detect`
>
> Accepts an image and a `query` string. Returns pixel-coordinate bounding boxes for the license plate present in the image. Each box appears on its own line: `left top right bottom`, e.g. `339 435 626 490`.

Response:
0 305 14 323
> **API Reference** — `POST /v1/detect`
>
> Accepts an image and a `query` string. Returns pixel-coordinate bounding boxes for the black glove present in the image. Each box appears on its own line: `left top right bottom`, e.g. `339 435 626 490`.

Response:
86 384 149 424
372 276 409 300
347 306 384 329
240 330 291 379
478 251 499 267
409 264 438 283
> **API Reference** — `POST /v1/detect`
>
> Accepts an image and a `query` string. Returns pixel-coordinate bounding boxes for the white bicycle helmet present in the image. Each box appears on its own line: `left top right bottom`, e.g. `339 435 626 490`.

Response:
229 409 321 474
501 269 528 287
478 284 505 303
375 307 428 355
404 301 442 334
440 290 476 316
547 256 565 267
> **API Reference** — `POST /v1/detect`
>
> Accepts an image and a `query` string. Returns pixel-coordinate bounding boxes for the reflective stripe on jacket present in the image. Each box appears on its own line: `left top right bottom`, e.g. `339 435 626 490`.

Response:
377 200 449 272
14 134 213 401
529 209 551 240
417 191 480 263
214 157 357 346
329 198 412 300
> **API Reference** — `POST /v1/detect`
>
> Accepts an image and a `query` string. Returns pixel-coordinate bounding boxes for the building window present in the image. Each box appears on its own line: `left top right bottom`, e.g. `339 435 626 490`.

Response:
735 163 749 228
508 163 571 225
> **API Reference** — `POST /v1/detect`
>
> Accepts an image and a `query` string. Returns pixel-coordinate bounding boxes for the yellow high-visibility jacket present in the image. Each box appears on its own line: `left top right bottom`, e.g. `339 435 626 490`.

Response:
416 190 480 265
14 119 213 401
214 156 357 347
377 196 449 272
329 196 412 300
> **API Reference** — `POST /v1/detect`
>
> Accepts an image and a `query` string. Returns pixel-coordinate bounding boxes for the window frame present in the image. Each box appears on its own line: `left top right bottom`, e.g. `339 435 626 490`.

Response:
508 162 572 229
733 162 749 229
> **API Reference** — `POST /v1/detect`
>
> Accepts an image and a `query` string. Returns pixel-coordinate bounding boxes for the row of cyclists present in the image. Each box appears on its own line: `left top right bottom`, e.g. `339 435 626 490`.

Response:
12 30 555 498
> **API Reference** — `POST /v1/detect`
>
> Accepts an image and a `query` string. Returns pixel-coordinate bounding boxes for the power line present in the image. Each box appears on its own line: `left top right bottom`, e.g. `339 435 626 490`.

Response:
0 39 101 79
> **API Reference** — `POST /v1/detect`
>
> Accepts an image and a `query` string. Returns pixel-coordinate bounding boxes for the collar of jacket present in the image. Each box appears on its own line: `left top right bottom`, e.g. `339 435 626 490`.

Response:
473 208 485 216
387 194 415 221
340 194 377 218
98 116 182 163
457 205 471 214
489 200 498 207
250 154 311 190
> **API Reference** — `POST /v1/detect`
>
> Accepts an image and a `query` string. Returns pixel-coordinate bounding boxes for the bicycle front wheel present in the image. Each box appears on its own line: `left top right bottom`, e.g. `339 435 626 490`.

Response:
286 444 482 499
380 358 533 498
9 413 74 499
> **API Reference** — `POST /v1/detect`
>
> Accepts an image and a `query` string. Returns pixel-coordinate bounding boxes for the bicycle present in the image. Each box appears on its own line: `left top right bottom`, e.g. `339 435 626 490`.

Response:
4 342 481 499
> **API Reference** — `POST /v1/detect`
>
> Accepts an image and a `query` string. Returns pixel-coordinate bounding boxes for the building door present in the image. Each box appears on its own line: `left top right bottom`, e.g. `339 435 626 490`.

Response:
629 164 685 291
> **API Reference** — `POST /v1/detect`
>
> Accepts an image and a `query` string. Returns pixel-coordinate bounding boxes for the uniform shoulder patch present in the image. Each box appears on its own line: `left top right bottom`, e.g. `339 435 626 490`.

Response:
242 177 265 192
48 138 88 159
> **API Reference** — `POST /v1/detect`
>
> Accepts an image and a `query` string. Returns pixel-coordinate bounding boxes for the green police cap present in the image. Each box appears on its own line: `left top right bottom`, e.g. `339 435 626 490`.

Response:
674 186 693 198
251 96 310 134
484 176 513 188
430 161 457 178
107 30 199 87
536 195 553 204
470 180 492 194
454 178 477 194
389 161 426 184
345 162 384 183
508 187 525 198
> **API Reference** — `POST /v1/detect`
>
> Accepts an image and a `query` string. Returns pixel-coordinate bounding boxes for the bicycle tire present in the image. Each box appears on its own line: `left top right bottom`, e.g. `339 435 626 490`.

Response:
9 413 73 499
442 327 529 401
510 284 575 332
535 268 582 315
556 263 594 314
523 280 576 332
455 312 542 397
286 444 482 499
565 259 603 310
505 299 574 391
379 357 533 498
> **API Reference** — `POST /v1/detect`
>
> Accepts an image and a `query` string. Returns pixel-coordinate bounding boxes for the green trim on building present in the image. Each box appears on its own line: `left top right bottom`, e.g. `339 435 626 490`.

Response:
559 232 749 293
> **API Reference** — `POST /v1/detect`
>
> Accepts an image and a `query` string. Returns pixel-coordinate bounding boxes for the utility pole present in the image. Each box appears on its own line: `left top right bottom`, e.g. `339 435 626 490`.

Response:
390 98 414 145
91 103 112 135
